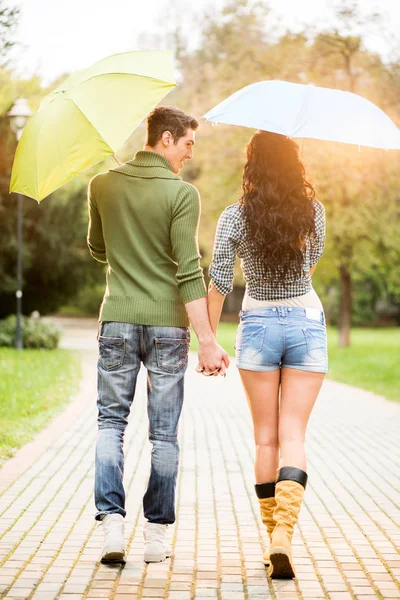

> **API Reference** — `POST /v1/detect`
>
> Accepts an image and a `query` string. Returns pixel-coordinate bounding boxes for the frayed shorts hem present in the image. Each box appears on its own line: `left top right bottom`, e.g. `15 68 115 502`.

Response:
236 362 328 374
236 362 279 372
282 363 328 374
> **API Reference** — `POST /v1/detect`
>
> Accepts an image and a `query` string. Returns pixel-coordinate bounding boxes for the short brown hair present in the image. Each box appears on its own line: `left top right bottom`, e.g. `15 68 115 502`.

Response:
146 106 199 147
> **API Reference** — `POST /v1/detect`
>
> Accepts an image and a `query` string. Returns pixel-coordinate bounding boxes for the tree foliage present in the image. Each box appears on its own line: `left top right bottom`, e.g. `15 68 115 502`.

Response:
0 0 18 66
0 177 104 317
171 0 400 341
0 0 399 336
0 61 105 318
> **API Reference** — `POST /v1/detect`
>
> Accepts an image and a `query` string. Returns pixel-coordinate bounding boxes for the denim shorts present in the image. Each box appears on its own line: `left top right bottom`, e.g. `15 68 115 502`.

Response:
235 306 328 373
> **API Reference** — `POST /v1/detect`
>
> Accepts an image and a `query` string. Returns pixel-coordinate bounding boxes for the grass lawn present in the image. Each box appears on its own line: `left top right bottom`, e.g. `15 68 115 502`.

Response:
326 328 399 401
190 324 400 402
0 349 82 464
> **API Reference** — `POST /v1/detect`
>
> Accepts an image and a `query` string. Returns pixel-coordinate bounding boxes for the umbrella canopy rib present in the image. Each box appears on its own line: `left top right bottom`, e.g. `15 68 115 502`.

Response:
203 80 400 150
10 50 177 201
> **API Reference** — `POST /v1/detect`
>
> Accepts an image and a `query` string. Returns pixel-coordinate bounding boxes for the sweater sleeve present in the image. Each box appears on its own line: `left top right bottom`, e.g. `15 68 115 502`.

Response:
171 183 207 303
87 176 107 263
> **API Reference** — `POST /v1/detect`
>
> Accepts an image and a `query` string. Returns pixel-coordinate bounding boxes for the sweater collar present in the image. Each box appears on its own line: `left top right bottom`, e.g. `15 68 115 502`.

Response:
111 151 182 180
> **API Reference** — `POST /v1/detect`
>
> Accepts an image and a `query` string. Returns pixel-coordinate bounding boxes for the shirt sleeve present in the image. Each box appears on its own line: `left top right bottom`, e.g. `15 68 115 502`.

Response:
87 176 107 263
170 184 207 304
310 200 326 266
209 207 239 296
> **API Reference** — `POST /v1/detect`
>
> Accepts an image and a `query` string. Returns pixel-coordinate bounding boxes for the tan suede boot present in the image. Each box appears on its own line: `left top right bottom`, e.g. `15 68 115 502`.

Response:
269 467 307 579
258 497 276 565
255 481 276 566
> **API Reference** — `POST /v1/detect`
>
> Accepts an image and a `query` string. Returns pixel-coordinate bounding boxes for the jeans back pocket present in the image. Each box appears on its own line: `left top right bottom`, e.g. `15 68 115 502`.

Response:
155 338 189 374
98 335 125 371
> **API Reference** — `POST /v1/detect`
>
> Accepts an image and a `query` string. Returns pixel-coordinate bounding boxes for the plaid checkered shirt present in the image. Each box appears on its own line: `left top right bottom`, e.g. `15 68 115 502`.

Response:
209 200 326 299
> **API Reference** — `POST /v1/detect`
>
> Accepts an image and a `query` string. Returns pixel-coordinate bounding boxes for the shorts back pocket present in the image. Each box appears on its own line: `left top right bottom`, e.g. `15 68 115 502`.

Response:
236 321 266 360
302 326 327 361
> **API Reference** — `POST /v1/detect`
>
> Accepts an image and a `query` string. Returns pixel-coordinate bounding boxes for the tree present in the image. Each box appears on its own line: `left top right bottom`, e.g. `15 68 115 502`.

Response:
305 3 399 345
0 61 107 319
1 0 399 332
172 0 400 344
0 1 19 65
307 142 400 344
0 180 105 317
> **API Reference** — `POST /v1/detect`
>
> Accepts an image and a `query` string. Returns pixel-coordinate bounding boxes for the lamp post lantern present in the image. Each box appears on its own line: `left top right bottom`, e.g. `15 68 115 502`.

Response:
8 98 32 350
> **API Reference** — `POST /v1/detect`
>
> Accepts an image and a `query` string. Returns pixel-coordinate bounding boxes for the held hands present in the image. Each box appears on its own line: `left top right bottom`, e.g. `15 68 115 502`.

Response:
196 339 230 377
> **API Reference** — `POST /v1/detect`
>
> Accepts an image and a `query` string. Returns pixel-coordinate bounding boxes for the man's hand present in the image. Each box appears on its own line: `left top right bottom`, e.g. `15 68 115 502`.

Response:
196 340 230 377
184 297 229 377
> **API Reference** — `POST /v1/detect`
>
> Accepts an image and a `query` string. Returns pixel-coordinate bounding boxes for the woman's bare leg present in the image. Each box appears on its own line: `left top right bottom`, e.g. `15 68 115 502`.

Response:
278 367 325 471
239 369 281 483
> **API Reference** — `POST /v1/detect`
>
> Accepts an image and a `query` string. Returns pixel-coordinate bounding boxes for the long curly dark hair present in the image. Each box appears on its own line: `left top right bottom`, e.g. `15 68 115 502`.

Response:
239 131 316 282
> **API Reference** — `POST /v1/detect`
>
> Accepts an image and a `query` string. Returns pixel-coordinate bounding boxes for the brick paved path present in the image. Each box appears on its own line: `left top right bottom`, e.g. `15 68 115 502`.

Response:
0 337 399 599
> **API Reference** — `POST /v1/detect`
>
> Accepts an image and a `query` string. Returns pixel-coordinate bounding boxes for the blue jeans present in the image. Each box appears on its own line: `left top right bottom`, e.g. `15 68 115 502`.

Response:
94 321 190 524
235 306 328 373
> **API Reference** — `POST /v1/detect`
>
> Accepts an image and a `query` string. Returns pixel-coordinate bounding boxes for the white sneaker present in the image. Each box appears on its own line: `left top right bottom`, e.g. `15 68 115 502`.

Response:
100 513 126 563
143 522 173 563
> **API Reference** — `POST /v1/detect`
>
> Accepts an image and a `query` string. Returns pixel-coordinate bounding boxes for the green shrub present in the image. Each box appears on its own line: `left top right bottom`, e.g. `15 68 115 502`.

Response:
0 315 61 349
73 283 104 316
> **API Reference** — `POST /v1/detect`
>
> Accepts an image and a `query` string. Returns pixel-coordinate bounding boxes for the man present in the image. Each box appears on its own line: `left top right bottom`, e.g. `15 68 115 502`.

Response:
87 106 229 564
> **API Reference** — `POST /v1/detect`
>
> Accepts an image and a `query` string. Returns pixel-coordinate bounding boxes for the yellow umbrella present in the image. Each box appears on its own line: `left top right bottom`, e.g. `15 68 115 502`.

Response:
10 51 177 201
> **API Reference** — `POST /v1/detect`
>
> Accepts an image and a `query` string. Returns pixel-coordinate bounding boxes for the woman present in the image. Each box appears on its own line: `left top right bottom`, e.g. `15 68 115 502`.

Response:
207 131 327 579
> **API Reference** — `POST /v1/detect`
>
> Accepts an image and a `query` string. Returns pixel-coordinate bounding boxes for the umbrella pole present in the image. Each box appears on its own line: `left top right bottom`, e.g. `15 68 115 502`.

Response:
113 154 122 165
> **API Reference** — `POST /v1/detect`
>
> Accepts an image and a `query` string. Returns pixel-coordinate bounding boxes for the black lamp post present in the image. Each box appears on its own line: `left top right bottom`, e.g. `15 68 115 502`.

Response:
7 99 32 350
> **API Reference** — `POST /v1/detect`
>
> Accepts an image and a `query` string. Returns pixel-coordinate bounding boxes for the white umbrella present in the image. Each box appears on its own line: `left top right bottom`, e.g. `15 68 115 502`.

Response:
203 80 400 150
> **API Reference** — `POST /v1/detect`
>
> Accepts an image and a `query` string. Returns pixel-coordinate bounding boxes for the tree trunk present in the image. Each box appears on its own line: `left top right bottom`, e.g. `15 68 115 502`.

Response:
339 266 352 347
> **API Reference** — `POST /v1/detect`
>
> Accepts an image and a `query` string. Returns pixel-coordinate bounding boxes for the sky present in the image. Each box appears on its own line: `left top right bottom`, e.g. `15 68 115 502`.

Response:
10 0 400 85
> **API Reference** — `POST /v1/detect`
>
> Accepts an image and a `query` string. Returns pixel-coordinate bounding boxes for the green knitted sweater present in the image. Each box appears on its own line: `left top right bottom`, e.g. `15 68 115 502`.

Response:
87 151 206 327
